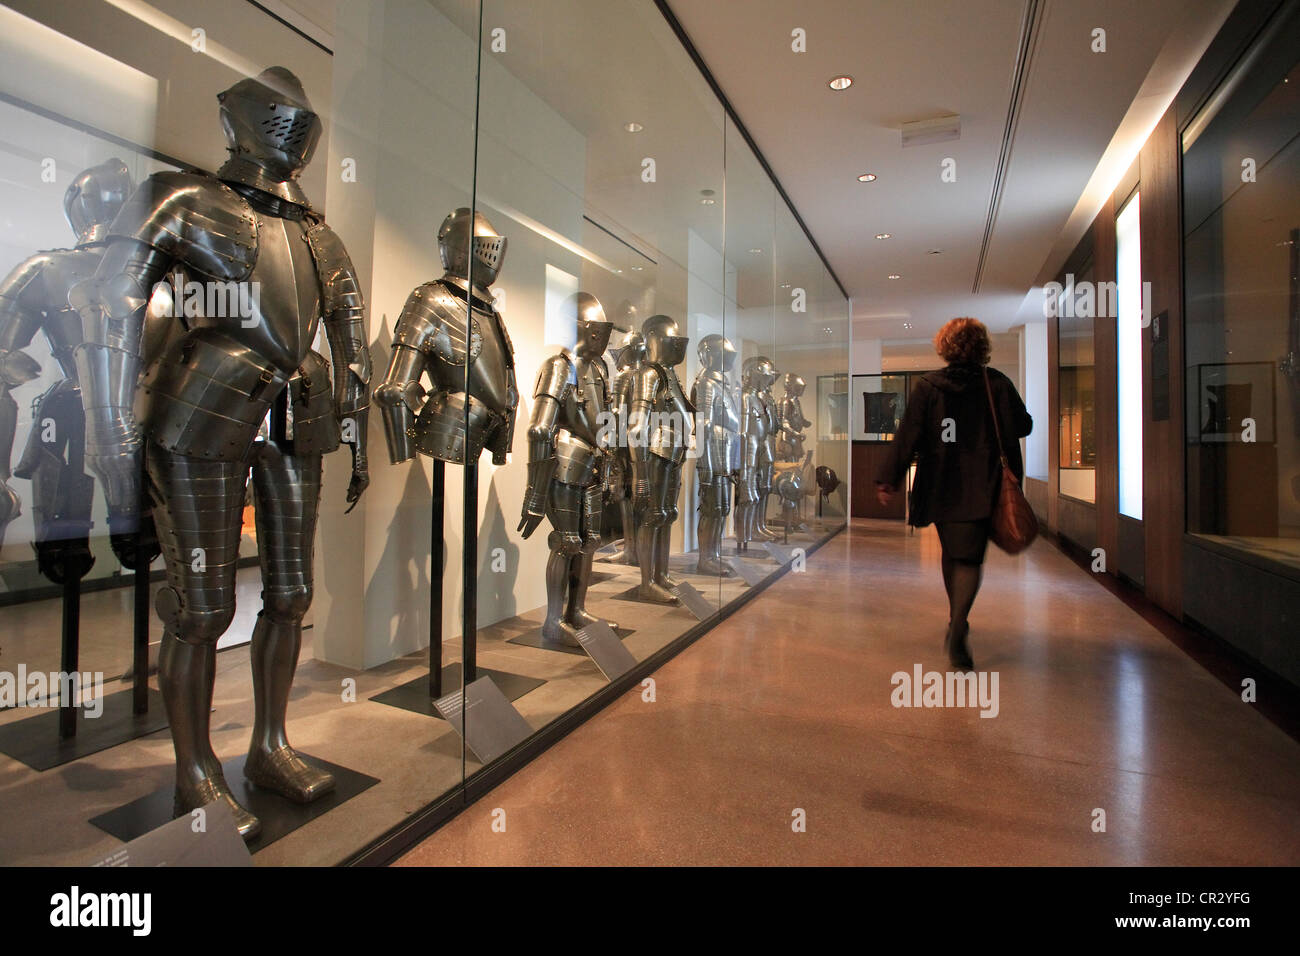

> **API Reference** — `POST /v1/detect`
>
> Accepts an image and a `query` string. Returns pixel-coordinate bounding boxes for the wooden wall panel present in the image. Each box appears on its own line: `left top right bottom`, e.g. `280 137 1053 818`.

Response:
1047 313 1060 533
1093 196 1120 567
1139 109 1186 617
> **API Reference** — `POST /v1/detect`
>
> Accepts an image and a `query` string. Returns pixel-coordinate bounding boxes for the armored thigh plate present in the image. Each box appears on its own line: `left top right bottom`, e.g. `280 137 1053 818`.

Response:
139 330 289 462
412 389 504 465
554 430 598 487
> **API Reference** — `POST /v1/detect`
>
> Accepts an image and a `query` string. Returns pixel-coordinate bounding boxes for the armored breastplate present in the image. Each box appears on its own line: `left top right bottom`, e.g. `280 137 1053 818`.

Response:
646 364 692 463
562 359 607 448
42 248 105 380
403 280 518 466
743 388 768 439
137 198 343 462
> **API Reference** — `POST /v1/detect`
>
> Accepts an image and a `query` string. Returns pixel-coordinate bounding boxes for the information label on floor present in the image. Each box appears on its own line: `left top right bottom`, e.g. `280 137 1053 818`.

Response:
434 677 534 764
574 620 637 680
724 556 768 587
671 581 716 621
88 799 251 867
762 541 796 565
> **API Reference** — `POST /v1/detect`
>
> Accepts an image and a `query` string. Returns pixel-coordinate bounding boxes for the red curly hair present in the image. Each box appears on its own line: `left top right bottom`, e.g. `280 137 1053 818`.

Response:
933 317 991 366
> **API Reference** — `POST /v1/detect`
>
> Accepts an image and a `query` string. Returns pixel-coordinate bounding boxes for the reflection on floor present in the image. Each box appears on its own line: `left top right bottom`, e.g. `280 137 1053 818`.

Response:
0 519 843 866
397 519 1300 866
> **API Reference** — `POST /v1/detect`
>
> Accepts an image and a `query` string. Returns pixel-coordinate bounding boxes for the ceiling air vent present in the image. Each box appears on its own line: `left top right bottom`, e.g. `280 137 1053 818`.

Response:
901 114 961 148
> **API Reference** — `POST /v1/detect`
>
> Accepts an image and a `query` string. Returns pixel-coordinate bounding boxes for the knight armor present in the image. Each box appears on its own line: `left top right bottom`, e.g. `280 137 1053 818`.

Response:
777 373 811 462
0 158 134 580
607 330 644 566
628 314 692 603
71 67 370 841
738 356 779 547
376 208 516 467
691 335 740 576
518 293 618 645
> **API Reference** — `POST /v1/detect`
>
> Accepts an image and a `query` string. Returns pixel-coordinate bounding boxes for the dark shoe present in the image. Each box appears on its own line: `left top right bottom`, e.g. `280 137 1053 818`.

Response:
945 621 974 671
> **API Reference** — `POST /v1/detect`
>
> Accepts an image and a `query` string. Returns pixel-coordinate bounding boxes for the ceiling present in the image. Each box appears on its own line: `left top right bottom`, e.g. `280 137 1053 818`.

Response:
668 0 1237 340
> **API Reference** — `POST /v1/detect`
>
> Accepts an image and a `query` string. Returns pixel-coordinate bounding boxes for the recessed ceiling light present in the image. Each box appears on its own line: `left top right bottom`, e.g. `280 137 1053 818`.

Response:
875 233 891 240
779 283 791 289
631 266 643 271
624 122 643 133
700 198 716 205
748 248 763 254
857 173 877 183
928 248 943 255
828 75 853 91
887 274 901 280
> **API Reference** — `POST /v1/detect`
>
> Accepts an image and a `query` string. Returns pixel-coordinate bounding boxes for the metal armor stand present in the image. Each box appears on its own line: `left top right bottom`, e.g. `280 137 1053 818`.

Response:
0 456 165 771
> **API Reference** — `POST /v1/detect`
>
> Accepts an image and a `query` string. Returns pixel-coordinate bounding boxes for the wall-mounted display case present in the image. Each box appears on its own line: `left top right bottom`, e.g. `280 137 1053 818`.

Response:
0 0 850 866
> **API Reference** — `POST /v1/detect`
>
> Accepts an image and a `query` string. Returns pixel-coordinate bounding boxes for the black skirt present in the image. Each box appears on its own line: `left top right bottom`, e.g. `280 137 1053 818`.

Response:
935 519 991 564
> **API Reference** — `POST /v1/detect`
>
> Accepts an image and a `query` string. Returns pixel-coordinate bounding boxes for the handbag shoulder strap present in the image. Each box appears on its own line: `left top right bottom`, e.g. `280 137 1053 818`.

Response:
982 366 1009 467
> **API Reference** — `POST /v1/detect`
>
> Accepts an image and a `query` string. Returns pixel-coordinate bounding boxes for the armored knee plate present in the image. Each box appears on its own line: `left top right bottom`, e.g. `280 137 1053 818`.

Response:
699 478 731 517
262 584 312 623
156 585 236 645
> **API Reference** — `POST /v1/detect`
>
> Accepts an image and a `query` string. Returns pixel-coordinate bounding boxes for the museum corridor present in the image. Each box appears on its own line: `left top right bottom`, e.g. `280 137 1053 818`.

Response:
398 522 1300 866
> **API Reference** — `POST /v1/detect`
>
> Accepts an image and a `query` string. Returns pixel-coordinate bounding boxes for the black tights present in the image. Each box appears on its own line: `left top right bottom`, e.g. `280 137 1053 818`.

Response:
941 554 982 633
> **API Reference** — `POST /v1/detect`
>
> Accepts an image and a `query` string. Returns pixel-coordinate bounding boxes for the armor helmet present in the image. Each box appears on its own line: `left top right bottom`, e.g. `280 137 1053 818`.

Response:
439 207 507 290
776 470 803 504
698 335 737 373
816 466 841 496
642 314 689 367
742 355 777 389
784 373 806 397
560 292 613 359
218 67 322 180
64 158 133 246
613 331 645 370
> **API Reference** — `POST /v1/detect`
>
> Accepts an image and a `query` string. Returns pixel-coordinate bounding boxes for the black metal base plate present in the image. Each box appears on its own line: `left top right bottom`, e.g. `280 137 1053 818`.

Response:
369 664 545 718
610 583 713 607
0 687 167 771
88 753 378 853
507 626 635 657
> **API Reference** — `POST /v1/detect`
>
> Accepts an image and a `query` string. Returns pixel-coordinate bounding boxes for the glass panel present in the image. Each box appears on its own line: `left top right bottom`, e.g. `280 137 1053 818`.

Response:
1183 3 1300 572
1116 192 1144 519
1058 264 1097 502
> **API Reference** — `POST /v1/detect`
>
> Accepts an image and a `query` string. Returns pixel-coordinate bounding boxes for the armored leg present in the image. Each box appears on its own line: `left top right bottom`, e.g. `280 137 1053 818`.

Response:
13 382 95 583
756 465 779 541
657 462 683 588
635 456 677 604
567 481 618 632
696 478 734 576
543 481 585 645
244 440 334 804
147 444 259 839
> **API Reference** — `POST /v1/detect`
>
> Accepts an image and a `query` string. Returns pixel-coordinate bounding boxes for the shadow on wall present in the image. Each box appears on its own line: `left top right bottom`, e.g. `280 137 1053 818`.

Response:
475 479 519 623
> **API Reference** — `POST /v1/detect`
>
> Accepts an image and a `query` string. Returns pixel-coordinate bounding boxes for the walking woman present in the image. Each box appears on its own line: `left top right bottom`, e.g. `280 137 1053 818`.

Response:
874 317 1032 670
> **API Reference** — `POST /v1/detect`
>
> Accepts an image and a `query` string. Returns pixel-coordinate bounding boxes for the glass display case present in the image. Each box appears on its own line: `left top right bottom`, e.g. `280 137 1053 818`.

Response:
1183 0 1299 573
0 0 849 866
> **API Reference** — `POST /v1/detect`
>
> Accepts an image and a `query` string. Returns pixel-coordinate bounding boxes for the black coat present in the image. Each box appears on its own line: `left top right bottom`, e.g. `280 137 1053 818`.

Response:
876 363 1033 527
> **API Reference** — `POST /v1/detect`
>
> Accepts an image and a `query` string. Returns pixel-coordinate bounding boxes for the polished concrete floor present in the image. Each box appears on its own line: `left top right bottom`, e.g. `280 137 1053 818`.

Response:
398 520 1300 866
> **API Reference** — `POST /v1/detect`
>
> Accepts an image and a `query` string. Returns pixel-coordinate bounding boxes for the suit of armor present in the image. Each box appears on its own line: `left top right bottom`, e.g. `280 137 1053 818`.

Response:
756 364 783 540
71 68 370 841
518 294 618 645
777 373 811 463
737 356 779 547
691 335 740 576
376 209 515 467
628 315 691 603
0 159 134 579
607 330 644 566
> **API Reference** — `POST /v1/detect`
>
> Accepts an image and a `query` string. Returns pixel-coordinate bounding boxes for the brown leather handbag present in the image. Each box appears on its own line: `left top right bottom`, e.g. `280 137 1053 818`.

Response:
983 368 1038 554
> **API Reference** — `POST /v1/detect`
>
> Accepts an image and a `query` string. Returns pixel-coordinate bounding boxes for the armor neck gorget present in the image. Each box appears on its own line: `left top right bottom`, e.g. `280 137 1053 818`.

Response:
218 156 312 212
